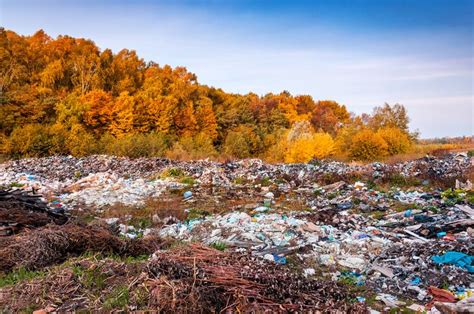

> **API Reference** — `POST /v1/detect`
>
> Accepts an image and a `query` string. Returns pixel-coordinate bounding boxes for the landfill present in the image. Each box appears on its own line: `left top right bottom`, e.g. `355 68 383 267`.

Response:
0 152 473 312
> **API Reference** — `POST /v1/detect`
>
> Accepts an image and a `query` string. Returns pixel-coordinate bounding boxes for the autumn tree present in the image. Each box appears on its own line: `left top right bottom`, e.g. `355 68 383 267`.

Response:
376 127 412 155
0 29 416 162
311 100 350 135
368 103 409 132
349 129 388 161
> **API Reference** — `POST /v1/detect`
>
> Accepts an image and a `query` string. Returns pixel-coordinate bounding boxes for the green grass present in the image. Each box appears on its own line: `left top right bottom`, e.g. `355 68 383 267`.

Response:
80 265 108 290
233 176 248 185
256 176 272 187
160 167 186 178
20 304 37 314
210 241 227 251
180 176 196 185
441 188 465 205
129 216 152 229
0 267 45 288
9 182 25 188
371 211 386 220
386 173 421 187
393 202 419 213
187 208 210 220
103 285 130 310
467 191 474 205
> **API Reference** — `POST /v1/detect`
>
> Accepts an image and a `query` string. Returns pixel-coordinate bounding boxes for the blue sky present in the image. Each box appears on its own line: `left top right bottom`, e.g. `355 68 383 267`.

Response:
1 0 473 138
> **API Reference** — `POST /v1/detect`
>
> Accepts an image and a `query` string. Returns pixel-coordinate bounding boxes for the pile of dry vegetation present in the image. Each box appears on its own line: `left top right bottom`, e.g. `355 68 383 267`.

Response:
1 244 367 312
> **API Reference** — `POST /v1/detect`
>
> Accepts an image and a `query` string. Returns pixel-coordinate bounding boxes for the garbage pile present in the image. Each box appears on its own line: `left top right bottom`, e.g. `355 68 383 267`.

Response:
158 182 473 311
0 152 471 210
0 152 472 312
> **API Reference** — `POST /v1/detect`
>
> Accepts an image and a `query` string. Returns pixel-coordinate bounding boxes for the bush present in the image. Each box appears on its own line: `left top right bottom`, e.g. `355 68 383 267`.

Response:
49 123 70 155
0 133 7 155
166 133 217 160
5 124 52 157
222 126 262 159
101 132 169 158
284 132 335 163
376 127 411 156
333 125 361 158
66 124 97 156
349 129 388 161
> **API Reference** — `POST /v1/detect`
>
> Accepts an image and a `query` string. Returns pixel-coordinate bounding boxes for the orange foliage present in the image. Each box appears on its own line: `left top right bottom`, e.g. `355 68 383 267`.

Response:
0 28 416 162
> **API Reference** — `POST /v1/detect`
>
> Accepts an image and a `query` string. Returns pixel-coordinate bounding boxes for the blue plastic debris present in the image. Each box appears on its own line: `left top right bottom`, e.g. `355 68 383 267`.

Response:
431 251 474 273
356 296 366 303
272 254 287 264
340 271 365 286
436 231 447 238
410 276 421 285
183 191 193 199
404 209 412 217
337 201 353 210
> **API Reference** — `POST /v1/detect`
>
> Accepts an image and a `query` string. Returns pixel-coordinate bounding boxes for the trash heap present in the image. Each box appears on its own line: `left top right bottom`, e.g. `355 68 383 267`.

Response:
1 152 471 190
158 180 473 312
0 152 473 312
0 171 183 209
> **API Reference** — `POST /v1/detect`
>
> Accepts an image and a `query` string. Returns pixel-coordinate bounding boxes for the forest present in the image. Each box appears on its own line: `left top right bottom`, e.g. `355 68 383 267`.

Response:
1 28 419 162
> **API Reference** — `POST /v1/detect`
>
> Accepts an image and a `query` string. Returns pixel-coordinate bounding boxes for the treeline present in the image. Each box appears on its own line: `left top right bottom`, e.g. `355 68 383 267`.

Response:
1 28 415 162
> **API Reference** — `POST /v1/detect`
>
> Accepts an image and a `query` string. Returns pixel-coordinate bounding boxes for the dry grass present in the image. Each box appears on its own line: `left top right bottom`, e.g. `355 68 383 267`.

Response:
0 243 368 312
369 142 474 165
0 223 164 273
98 194 187 227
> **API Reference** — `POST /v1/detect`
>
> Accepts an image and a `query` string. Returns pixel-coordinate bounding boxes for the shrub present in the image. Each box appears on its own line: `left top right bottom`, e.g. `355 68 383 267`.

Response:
312 133 336 158
166 133 217 160
66 124 97 156
284 132 335 163
334 125 361 158
49 123 70 155
376 127 412 156
222 126 262 159
264 140 289 163
349 129 388 161
5 124 52 157
0 133 7 155
101 132 168 158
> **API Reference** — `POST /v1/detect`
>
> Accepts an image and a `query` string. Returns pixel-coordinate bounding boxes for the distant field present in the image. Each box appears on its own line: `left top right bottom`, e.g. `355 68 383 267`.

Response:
382 142 474 164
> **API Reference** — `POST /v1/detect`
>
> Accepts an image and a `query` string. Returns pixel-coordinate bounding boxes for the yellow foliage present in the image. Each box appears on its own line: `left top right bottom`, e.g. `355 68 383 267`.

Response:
312 133 336 158
349 129 388 161
99 133 168 158
66 124 97 156
284 133 335 163
166 133 217 160
49 123 69 155
4 124 51 157
376 127 412 156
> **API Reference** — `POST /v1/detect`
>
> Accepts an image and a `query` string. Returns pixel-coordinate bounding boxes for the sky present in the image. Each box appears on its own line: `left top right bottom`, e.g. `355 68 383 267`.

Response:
1 0 473 138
